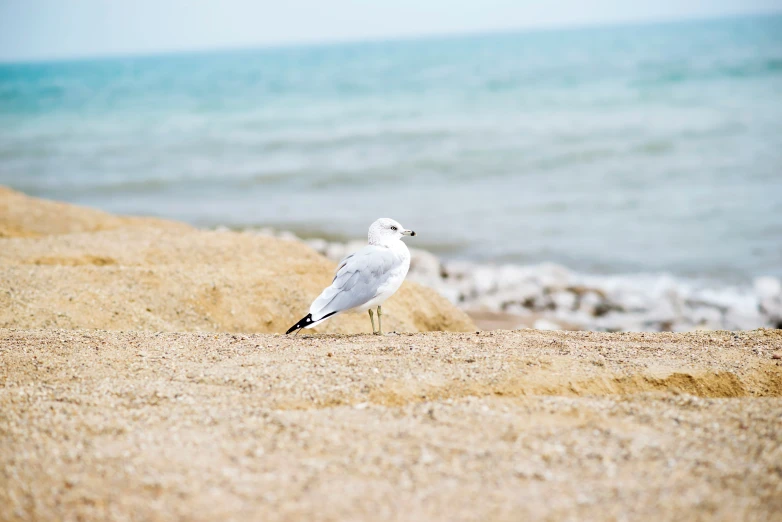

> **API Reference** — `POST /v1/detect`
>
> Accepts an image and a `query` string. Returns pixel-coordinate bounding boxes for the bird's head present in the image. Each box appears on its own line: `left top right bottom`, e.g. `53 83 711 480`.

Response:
368 218 416 246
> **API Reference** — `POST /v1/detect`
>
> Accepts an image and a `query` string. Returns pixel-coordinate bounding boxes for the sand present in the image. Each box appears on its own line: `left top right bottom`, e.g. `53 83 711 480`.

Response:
1 188 781 521
0 188 474 335
1 328 781 521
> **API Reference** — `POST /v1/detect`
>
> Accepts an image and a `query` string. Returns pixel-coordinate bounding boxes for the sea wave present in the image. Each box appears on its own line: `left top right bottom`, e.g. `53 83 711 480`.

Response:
635 58 782 86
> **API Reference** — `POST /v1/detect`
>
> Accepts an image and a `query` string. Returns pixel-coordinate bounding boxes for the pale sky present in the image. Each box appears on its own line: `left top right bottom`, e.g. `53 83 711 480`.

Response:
1 0 780 62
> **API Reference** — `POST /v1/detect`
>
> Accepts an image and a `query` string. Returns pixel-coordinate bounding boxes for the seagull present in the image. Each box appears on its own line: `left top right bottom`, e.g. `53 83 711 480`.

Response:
286 218 416 335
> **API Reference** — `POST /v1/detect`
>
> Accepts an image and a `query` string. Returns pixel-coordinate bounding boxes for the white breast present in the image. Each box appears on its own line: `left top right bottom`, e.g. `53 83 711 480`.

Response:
357 241 410 312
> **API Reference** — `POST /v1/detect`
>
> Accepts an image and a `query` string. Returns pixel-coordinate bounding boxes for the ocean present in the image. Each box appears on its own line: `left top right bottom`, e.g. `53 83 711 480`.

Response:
1 14 781 285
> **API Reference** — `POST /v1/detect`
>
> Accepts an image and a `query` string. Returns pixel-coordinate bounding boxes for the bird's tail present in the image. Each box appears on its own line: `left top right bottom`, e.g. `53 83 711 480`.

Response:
286 314 314 335
285 311 339 335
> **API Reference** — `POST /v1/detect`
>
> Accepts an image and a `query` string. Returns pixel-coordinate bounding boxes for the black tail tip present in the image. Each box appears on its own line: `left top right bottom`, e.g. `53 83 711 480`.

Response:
286 314 314 335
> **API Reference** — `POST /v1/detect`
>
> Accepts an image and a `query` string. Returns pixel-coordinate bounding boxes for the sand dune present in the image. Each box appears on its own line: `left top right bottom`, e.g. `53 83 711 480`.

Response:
0 188 474 334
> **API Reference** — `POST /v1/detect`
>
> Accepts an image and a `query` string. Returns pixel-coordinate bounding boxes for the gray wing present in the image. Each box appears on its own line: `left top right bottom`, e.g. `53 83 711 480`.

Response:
309 245 396 320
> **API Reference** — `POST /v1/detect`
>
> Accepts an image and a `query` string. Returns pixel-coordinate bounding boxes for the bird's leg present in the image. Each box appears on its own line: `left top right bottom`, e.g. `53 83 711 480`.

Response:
368 309 376 334
376 306 383 335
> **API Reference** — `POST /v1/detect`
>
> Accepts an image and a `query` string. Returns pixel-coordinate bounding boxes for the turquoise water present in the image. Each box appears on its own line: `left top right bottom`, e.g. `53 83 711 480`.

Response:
2 14 781 281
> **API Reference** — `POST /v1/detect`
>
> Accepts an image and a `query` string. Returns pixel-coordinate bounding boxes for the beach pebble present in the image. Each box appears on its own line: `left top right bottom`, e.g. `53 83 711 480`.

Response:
325 243 348 261
754 276 781 298
305 238 328 253
551 291 577 311
533 319 562 331
472 266 499 295
496 265 532 287
533 263 572 289
754 276 782 326
409 249 442 279
577 291 604 315
688 306 723 329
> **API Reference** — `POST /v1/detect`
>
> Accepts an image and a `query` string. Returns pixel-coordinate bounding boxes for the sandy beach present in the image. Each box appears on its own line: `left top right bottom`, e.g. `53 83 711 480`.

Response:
2 328 781 521
2 189 781 521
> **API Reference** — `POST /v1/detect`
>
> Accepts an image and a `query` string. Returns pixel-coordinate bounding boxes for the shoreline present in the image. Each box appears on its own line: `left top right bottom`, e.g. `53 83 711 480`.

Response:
230 226 782 333
3 182 780 335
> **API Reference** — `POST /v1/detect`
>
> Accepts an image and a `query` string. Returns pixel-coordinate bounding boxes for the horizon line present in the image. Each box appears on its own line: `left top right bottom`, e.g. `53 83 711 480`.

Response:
1 8 780 66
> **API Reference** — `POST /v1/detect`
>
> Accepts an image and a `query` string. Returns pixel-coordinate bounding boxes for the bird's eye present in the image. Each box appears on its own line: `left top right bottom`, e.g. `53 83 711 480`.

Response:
391 226 397 231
